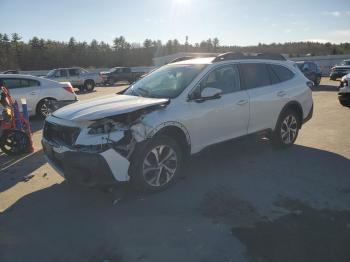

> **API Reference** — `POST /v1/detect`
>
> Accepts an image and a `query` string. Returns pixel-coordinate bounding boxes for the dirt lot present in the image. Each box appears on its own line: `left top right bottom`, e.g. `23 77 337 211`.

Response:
1 79 350 262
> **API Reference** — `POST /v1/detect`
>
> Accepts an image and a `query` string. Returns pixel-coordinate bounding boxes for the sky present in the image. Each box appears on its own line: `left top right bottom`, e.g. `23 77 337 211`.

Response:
1 0 350 46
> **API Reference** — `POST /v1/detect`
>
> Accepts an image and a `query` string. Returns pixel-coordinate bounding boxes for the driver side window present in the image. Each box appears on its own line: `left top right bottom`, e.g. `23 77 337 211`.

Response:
194 65 241 98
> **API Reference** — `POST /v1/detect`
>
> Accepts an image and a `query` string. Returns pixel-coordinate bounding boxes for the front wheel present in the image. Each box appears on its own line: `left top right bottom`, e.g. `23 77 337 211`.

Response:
84 80 95 92
271 109 300 148
130 135 183 192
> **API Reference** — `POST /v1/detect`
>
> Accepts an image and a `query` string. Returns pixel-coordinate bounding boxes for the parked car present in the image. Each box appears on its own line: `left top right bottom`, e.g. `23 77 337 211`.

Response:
338 73 350 107
100 67 144 85
45 67 102 92
2 70 19 74
296 61 322 86
42 52 313 192
330 59 350 80
0 74 77 118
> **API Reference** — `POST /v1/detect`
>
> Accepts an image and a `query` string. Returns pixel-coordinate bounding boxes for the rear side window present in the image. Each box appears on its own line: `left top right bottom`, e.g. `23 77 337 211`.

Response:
1 78 40 89
122 68 131 73
239 63 270 89
270 64 294 82
68 69 80 76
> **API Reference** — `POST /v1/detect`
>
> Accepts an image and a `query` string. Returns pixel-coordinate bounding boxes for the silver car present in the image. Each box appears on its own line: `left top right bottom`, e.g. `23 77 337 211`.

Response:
45 67 102 92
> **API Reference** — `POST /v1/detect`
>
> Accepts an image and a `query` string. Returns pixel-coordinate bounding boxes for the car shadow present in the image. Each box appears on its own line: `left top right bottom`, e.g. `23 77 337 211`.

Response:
74 89 98 95
0 149 46 193
1 138 349 261
312 83 340 92
28 117 44 132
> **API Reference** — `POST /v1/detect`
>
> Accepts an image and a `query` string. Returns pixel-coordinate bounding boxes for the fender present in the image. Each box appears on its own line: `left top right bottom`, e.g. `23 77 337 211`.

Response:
148 121 191 146
275 101 304 130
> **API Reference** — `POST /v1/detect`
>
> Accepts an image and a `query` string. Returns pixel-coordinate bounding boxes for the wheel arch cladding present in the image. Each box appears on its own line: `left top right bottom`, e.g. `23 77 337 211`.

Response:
152 123 191 157
279 101 304 129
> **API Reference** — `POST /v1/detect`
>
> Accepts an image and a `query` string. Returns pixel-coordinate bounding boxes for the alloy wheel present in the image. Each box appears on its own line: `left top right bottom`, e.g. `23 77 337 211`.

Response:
280 114 298 144
40 101 53 117
142 145 178 187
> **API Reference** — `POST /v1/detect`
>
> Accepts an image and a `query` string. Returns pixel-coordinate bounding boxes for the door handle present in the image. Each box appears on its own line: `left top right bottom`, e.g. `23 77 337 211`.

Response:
277 91 286 97
236 99 248 106
30 92 36 95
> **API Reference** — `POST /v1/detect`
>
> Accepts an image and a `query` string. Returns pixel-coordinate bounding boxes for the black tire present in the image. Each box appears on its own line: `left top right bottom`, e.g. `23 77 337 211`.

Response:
271 109 300 148
129 135 184 192
339 99 349 107
36 98 55 119
107 77 115 86
0 130 30 156
314 76 321 86
84 80 95 91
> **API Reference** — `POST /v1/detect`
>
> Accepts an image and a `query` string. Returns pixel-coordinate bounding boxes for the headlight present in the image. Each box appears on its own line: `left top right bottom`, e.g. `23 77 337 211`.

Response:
88 119 119 135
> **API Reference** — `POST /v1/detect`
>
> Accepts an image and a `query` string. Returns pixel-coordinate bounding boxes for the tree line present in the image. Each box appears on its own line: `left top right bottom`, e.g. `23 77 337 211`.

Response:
1 33 350 71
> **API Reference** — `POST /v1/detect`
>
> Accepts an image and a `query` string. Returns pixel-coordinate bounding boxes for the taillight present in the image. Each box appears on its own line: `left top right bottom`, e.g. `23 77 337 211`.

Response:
63 84 74 93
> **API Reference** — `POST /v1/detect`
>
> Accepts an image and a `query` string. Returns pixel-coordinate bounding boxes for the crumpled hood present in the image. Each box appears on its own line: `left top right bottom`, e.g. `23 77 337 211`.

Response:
53 94 169 121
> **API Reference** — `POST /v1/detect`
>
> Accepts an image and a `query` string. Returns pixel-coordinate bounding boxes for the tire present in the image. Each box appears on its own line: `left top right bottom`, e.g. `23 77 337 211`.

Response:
271 109 300 148
84 80 95 92
129 135 184 192
36 98 55 119
0 130 30 156
314 76 321 86
107 77 115 86
339 99 349 107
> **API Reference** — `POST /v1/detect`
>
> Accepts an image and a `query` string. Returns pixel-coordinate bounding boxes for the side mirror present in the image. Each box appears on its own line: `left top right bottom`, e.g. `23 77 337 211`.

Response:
200 87 222 100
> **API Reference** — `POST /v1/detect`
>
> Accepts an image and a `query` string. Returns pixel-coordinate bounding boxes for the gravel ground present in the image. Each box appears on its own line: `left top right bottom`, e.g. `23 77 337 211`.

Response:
0 79 349 262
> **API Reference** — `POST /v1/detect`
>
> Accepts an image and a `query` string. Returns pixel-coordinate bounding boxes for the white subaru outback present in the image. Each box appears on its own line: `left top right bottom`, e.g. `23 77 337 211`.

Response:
42 53 313 191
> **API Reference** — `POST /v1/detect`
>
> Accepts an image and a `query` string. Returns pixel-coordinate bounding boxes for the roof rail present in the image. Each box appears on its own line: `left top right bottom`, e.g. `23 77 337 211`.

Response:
212 52 286 62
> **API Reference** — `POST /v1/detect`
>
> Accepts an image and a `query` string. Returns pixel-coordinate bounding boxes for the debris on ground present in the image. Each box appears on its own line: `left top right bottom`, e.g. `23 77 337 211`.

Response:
21 174 34 182
42 173 48 177
112 198 121 206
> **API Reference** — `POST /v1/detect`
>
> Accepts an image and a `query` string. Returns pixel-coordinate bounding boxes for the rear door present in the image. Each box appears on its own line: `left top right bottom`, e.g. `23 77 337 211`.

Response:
1 77 40 114
239 63 291 134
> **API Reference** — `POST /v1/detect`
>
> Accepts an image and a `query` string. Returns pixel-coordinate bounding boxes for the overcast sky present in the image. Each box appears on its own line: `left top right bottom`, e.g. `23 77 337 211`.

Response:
1 0 350 46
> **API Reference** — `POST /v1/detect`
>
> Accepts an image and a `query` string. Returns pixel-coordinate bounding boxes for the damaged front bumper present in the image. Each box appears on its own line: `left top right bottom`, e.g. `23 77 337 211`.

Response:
42 138 130 187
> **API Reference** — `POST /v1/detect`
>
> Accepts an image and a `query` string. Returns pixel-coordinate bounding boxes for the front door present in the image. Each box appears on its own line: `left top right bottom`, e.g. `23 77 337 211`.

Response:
184 64 250 153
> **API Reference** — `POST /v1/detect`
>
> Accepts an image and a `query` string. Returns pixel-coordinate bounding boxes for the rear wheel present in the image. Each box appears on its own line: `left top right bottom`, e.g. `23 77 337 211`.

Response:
130 135 183 192
36 98 55 118
314 76 321 86
272 109 300 148
84 80 95 92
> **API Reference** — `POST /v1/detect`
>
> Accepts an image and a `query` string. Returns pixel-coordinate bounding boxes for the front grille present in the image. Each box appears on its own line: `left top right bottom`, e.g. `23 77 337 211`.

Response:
43 121 80 147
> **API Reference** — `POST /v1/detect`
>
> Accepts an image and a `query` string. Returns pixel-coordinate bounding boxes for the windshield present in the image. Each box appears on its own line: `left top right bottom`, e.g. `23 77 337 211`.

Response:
124 64 206 98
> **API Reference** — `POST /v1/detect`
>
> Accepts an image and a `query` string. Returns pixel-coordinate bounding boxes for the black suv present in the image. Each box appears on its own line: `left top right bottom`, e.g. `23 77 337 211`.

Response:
330 59 350 80
296 61 322 86
100 67 143 85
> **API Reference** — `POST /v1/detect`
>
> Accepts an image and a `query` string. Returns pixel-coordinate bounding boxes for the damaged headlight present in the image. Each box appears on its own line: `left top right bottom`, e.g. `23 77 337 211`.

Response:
88 119 125 135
